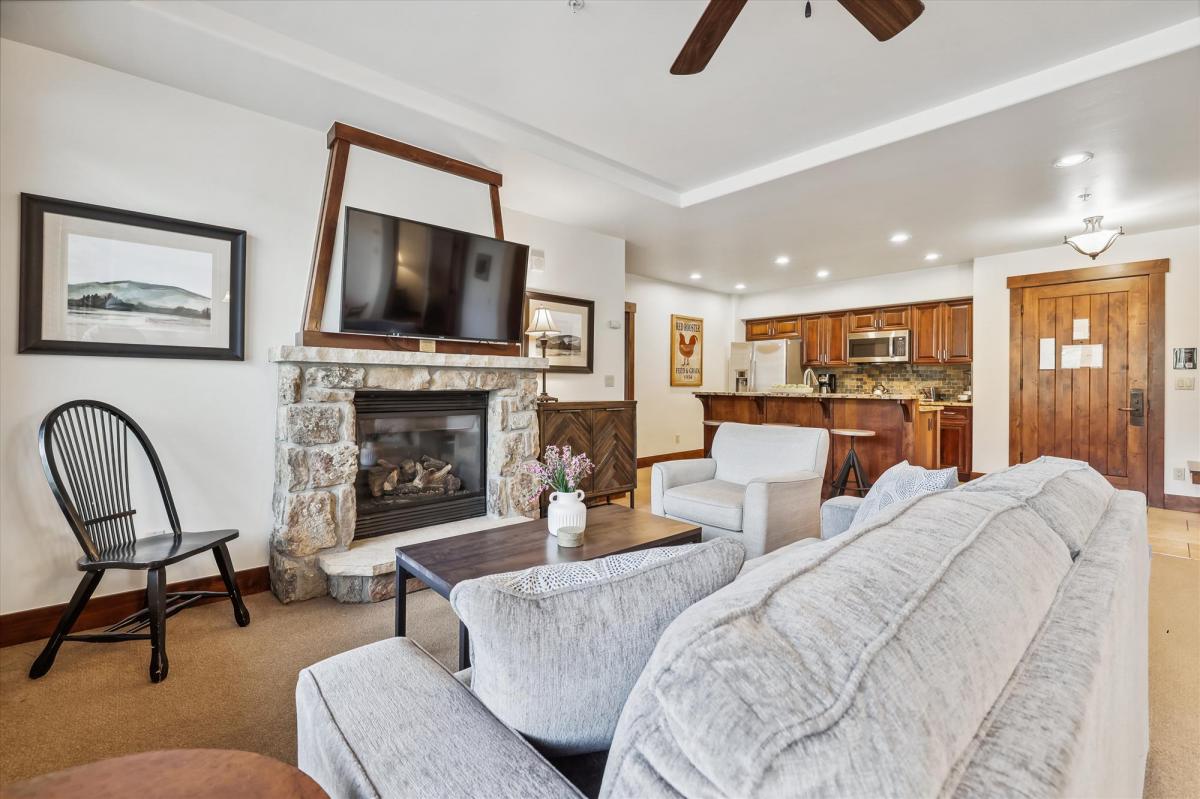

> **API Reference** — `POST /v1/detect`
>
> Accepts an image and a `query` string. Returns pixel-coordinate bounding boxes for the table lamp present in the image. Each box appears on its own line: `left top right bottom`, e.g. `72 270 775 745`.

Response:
525 306 559 403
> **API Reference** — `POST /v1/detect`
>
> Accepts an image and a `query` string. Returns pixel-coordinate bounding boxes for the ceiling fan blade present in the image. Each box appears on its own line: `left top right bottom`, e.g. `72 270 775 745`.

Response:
670 0 749 76
837 0 925 42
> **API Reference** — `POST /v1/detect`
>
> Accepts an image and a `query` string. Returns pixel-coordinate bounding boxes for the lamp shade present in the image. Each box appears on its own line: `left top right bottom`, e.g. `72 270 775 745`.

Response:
1064 216 1124 260
525 307 559 335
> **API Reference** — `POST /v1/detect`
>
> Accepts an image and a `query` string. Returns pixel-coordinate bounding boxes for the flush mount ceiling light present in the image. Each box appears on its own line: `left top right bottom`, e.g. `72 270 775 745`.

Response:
689 272 702 280
889 232 911 243
816 269 830 279
1053 151 1093 168
734 283 746 290
924 252 940 261
774 255 790 266
1064 215 1124 260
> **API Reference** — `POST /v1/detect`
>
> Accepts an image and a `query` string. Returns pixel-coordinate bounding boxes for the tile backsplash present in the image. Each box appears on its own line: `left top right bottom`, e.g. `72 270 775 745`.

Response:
821 364 972 396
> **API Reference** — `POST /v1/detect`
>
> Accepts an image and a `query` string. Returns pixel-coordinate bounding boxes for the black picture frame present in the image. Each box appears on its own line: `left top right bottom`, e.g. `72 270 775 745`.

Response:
523 291 594 374
19 193 247 360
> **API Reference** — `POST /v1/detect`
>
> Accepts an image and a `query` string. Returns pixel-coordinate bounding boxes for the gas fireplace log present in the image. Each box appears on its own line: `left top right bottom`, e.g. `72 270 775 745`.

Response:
368 460 400 497
413 462 453 490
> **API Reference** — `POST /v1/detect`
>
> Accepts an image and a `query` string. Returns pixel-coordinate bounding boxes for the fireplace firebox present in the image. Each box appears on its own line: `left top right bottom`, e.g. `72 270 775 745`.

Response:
353 391 487 539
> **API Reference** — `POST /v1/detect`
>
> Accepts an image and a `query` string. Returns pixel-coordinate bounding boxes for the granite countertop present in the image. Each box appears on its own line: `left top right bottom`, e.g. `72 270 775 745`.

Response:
693 391 921 400
920 399 973 407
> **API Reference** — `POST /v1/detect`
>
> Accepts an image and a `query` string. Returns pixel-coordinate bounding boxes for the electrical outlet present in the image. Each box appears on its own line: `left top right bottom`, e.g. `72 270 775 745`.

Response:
674 434 681 444
604 374 614 388
1173 467 1187 481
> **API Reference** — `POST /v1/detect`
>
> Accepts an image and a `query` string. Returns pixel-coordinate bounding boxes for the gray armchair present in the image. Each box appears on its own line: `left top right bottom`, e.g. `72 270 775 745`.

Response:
651 422 829 558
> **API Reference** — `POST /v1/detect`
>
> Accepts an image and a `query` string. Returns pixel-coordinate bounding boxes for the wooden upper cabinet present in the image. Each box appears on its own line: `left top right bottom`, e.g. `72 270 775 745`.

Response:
744 316 799 341
746 319 774 340
848 309 878 333
912 300 972 363
849 305 911 332
942 300 973 363
802 313 848 366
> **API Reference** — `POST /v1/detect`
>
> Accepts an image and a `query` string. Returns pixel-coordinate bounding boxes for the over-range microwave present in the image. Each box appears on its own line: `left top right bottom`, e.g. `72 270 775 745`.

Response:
847 329 910 363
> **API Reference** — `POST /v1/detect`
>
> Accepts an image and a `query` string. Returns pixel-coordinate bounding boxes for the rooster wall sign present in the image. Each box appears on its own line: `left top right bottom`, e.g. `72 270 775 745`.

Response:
670 314 704 387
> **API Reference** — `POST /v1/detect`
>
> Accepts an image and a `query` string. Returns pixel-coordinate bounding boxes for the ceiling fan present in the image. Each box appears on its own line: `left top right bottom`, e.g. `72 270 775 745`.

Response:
671 0 926 75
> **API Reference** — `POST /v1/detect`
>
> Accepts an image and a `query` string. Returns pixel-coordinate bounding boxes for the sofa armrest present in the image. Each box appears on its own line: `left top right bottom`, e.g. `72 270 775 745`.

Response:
651 458 717 515
740 470 823 558
297 637 583 799
820 495 863 539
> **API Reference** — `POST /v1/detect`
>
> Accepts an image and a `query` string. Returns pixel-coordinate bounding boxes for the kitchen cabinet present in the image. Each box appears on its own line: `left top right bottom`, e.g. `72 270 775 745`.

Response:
537 401 637 509
912 300 973 364
802 313 848 366
938 406 972 481
848 305 911 333
913 406 941 470
745 315 801 341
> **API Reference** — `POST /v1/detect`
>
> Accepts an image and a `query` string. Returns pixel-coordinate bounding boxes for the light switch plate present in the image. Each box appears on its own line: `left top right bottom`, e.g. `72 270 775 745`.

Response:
1173 467 1187 480
1175 376 1196 390
604 375 615 387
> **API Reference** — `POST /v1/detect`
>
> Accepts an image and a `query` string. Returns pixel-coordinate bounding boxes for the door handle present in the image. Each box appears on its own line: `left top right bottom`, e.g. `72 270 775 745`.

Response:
1118 389 1145 427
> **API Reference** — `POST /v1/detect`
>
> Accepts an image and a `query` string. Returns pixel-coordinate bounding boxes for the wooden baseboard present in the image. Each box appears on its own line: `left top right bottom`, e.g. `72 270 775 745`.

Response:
0 565 270 649
1163 494 1200 513
637 449 705 469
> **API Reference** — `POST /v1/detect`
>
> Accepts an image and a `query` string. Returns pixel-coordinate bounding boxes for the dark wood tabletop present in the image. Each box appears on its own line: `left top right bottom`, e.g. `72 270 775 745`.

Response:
2 749 327 799
396 505 703 598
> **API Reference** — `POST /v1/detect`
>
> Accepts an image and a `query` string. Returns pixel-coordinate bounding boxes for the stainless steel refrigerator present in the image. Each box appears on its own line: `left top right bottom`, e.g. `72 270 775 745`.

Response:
729 339 804 391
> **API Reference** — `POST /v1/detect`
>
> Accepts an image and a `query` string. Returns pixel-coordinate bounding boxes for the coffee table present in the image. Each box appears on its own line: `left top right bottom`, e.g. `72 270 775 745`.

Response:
394 505 702 669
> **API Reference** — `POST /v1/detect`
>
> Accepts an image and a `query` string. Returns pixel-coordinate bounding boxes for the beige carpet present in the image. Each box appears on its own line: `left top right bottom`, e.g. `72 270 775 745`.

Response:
2 553 1197 794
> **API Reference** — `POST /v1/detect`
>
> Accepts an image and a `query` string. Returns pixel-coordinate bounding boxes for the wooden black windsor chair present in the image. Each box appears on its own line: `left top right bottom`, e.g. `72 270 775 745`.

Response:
31 400 250 682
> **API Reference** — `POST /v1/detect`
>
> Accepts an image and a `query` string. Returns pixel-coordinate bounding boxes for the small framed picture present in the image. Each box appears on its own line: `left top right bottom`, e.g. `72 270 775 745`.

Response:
19 194 246 360
523 291 594 374
670 314 703 387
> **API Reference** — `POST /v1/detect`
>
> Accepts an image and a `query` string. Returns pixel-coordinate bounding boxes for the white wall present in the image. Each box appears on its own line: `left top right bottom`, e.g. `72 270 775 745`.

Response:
624 274 736 458
505 209 626 402
0 40 628 613
973 226 1200 498
733 262 974 332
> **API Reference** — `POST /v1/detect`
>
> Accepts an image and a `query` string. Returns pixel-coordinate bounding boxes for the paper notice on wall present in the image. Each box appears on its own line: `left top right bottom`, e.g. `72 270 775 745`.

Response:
1073 318 1090 340
1061 345 1083 369
1040 338 1055 370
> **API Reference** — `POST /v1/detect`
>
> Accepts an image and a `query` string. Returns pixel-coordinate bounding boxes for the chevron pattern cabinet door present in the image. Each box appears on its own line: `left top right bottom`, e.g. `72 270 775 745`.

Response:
590 406 637 495
538 408 594 496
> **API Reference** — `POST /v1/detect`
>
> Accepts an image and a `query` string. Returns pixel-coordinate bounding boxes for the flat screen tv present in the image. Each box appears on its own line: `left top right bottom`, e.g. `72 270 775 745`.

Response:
340 207 529 344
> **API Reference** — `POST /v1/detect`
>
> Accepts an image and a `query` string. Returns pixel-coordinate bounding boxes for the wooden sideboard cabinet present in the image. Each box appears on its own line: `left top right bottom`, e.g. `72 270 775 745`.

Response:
938 406 972 481
745 315 801 340
537 401 637 509
912 300 973 364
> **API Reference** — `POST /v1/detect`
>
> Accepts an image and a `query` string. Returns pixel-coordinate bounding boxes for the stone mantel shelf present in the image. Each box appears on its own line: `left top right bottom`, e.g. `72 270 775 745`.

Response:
270 345 548 371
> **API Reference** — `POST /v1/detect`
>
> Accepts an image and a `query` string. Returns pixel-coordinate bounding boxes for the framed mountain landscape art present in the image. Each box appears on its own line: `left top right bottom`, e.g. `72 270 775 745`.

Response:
19 194 246 360
523 291 594 373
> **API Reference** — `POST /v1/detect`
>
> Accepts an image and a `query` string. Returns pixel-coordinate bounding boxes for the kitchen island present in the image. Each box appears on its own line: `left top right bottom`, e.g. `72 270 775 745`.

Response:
694 391 935 496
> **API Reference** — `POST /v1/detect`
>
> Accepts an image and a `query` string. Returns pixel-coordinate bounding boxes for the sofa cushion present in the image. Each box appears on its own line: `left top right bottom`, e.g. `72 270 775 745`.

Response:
662 479 745 530
959 455 1114 556
601 489 1073 799
449 538 745 757
851 460 958 528
711 422 828 484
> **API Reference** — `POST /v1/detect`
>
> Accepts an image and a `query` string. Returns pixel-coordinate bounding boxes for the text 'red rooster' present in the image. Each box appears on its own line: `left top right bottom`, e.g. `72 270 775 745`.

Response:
677 332 698 366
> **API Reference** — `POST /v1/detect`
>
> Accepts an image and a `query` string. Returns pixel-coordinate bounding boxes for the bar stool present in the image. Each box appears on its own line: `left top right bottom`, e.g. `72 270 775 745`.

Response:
831 428 875 497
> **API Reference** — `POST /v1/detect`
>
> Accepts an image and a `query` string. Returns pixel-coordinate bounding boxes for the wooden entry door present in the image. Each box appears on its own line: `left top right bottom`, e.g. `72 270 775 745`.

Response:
1009 260 1167 503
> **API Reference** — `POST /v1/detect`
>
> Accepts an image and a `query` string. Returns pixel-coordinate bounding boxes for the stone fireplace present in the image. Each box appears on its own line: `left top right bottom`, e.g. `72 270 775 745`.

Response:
268 346 545 604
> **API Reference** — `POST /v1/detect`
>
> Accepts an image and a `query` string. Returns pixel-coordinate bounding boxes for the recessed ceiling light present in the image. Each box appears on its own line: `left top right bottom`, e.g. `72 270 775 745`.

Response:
924 252 940 261
816 269 830 279
889 232 911 244
774 255 790 266
1053 151 1093 168
734 283 746 290
689 273 702 280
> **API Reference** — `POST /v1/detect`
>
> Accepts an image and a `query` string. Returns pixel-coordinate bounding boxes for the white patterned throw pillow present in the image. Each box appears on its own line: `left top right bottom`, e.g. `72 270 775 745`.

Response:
851 460 958 529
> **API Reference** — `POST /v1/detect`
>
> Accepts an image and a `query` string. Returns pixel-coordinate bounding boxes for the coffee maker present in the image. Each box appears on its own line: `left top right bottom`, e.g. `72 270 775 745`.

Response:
817 373 837 394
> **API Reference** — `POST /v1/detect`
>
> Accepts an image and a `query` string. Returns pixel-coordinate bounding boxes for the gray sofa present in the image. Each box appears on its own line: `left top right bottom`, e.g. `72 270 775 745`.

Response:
297 457 1149 798
650 422 830 558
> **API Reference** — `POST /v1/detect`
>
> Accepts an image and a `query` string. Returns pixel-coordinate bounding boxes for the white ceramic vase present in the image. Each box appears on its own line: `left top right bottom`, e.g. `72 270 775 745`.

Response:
547 489 587 546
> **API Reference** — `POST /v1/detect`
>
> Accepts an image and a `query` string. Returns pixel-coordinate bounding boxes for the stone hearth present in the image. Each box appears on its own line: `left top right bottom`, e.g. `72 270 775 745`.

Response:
268 346 546 603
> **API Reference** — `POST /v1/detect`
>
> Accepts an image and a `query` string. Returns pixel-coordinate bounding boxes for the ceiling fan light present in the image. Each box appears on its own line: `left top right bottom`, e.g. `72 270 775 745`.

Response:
1064 216 1123 260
